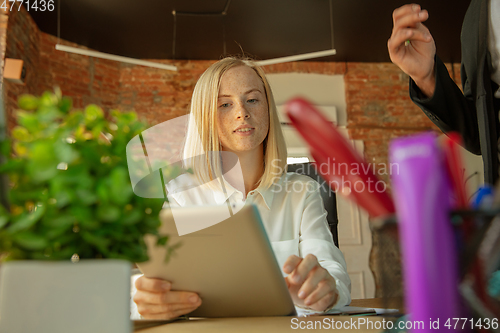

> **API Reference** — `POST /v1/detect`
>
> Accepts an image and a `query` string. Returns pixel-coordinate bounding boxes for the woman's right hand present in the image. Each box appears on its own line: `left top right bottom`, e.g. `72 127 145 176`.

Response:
133 276 202 319
388 3 436 97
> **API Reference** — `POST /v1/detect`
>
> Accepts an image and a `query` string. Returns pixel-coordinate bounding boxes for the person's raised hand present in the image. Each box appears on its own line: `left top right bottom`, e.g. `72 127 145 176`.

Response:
283 254 338 312
388 3 436 97
133 276 202 319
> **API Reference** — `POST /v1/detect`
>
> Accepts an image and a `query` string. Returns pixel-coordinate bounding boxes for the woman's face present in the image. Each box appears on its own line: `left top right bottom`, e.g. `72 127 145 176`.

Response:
216 65 269 154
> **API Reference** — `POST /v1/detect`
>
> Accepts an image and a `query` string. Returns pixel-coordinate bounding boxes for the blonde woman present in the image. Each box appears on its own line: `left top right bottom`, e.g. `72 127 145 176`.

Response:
133 57 351 319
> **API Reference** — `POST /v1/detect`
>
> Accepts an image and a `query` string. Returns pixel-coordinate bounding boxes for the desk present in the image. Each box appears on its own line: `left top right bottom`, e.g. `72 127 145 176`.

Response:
135 298 403 332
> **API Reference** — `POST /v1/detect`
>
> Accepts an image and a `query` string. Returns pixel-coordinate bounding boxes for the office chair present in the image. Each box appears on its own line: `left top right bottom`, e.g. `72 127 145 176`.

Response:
286 162 339 248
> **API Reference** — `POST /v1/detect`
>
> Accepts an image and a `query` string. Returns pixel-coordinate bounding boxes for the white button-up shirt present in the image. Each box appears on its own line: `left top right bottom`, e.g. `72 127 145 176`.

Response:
165 171 351 309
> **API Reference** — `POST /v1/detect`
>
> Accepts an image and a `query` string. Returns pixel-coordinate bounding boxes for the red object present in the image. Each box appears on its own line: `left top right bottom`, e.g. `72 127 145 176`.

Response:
441 134 492 314
285 97 395 218
442 132 469 209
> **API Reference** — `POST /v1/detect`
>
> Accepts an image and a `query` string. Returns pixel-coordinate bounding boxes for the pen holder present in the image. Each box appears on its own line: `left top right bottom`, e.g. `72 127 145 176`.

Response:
371 210 500 331
370 214 404 314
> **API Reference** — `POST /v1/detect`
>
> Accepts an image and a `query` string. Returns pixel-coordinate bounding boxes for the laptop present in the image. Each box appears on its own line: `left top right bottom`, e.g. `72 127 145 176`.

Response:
136 204 296 318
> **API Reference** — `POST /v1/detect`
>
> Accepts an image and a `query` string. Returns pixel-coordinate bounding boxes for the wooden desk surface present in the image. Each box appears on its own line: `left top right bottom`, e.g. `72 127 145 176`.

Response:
135 298 403 333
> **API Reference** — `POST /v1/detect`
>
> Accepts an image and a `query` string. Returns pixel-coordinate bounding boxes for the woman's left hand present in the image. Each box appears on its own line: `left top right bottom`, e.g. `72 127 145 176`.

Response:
283 254 339 311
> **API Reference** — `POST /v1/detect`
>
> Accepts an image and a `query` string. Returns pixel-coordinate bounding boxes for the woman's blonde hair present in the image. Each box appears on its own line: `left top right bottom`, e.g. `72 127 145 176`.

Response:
183 57 287 189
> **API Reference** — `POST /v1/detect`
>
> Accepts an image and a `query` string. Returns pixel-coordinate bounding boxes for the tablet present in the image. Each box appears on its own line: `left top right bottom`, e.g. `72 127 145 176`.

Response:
136 204 296 318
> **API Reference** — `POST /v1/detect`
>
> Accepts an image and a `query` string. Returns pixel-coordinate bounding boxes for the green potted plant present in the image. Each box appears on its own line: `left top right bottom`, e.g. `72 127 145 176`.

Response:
0 89 179 333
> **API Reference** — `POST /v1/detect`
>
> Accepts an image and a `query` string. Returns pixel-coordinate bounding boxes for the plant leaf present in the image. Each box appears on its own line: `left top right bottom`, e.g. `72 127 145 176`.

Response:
41 214 76 228
38 91 58 108
81 231 110 250
75 189 98 206
18 94 39 110
0 215 8 229
96 180 110 203
65 111 84 129
11 127 31 142
16 111 39 132
37 106 61 124
45 226 71 240
7 203 46 233
0 159 23 173
13 231 48 250
122 209 142 225
156 235 168 246
27 162 58 183
54 140 80 164
29 140 56 163
96 205 121 223
58 97 72 113
52 189 73 208
0 139 11 157
109 167 133 205
84 105 104 124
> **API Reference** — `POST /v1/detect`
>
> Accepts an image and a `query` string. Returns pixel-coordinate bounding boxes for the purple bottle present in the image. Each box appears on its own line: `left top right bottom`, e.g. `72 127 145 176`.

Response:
389 132 459 331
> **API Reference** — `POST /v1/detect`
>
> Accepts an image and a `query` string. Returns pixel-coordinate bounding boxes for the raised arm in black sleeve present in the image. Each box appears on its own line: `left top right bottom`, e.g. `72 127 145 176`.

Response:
409 55 481 155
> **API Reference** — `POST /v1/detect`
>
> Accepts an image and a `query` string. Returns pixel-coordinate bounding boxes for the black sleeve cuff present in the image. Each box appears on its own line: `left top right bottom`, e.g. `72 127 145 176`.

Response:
408 56 481 155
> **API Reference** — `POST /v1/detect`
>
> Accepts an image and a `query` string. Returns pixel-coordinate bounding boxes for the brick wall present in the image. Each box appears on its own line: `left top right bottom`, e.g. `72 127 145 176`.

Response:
0 7 9 115
118 60 212 125
3 4 39 131
2 6 463 297
0 7 10 82
37 33 122 110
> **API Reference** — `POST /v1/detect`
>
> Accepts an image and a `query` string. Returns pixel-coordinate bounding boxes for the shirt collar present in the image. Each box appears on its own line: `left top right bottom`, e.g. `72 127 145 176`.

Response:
253 185 274 210
212 178 237 205
211 176 277 210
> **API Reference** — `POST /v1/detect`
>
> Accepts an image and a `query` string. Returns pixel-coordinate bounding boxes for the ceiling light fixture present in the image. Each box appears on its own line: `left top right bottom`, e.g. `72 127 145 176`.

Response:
55 44 178 71
256 49 337 66
257 0 336 66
